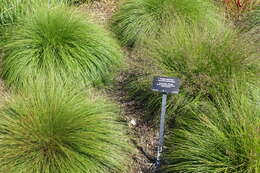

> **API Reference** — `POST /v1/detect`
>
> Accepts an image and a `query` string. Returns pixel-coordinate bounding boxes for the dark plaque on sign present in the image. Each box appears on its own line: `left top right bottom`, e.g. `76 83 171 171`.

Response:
152 76 180 94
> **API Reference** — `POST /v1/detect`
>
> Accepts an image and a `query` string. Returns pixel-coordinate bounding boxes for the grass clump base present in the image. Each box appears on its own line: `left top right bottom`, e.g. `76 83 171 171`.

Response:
1 6 123 88
0 80 132 173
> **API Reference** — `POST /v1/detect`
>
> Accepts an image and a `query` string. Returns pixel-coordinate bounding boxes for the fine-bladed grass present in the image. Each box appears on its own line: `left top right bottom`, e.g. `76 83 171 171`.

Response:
1 6 123 88
163 86 260 173
125 20 259 121
0 79 132 173
242 5 260 45
110 0 224 47
245 5 260 30
0 0 65 32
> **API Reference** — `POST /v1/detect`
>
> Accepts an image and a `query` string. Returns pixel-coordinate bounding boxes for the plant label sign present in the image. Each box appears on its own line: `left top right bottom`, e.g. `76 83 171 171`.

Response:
152 76 180 94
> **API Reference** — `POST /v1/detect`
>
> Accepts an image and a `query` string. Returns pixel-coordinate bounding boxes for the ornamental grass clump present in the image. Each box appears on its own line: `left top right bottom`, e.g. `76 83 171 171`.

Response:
1 6 123 88
0 80 132 173
0 0 65 31
163 87 260 172
125 21 259 120
111 0 223 47
151 24 259 98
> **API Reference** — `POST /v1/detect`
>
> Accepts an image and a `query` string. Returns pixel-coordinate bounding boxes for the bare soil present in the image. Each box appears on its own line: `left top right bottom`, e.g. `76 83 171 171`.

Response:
110 73 158 173
80 0 119 25
81 1 158 172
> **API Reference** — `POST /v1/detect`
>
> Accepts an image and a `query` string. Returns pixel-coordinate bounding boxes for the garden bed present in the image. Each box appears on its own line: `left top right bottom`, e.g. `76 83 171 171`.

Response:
0 0 259 173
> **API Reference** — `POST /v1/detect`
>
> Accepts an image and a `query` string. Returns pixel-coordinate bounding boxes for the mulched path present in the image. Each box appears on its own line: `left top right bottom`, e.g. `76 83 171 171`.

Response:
81 1 159 172
109 73 158 173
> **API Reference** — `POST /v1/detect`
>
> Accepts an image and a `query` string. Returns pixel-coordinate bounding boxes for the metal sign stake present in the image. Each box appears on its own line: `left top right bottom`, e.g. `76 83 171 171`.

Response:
155 93 167 168
151 76 180 170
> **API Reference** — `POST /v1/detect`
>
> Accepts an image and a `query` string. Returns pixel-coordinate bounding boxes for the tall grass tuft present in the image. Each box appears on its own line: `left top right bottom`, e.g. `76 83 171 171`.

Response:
0 79 132 173
125 21 259 120
110 0 223 47
1 6 123 88
0 0 65 32
163 86 260 172
151 23 258 98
